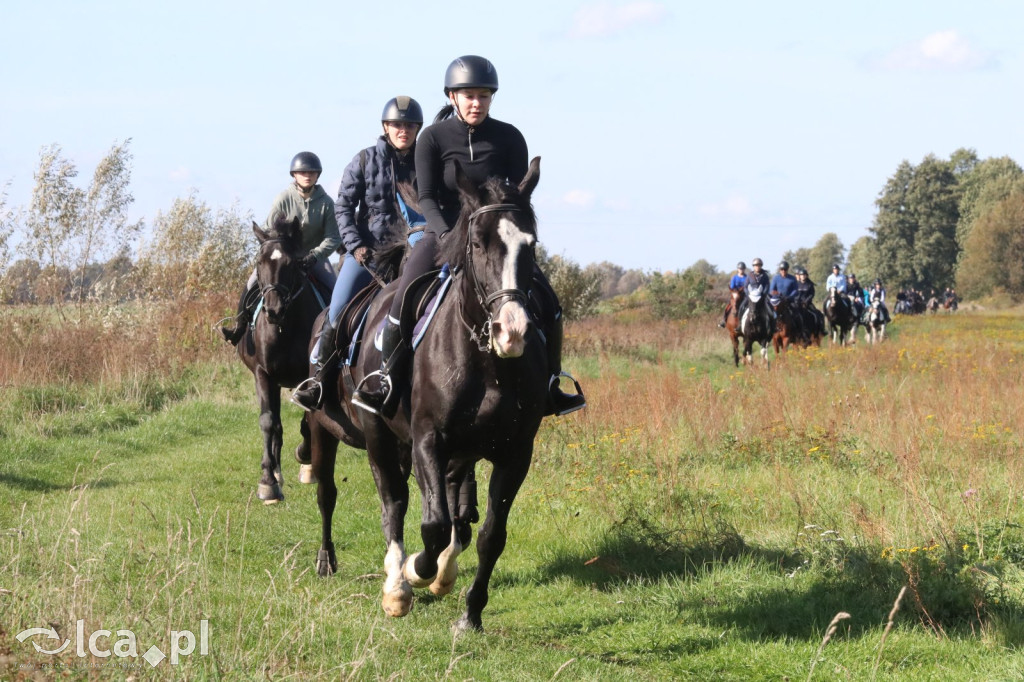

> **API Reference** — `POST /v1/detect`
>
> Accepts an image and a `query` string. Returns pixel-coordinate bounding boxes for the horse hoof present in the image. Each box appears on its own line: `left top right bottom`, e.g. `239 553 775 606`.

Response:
274 468 284 485
382 585 413 617
298 464 317 485
258 482 284 502
452 614 482 636
316 549 335 577
295 443 311 465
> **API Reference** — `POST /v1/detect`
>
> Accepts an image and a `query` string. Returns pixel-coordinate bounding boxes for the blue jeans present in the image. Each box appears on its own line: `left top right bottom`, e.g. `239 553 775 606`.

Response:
327 230 424 326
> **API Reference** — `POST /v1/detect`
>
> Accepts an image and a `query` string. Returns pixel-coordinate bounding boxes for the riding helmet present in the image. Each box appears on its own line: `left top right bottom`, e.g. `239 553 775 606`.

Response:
751 258 763 266
381 96 423 124
832 263 841 270
444 55 499 94
796 266 807 276
736 261 746 270
778 260 790 271
290 152 322 175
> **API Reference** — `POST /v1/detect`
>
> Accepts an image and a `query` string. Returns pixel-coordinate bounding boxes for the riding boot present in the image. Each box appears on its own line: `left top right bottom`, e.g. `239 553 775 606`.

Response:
544 313 587 416
352 317 408 418
291 315 339 412
221 284 257 346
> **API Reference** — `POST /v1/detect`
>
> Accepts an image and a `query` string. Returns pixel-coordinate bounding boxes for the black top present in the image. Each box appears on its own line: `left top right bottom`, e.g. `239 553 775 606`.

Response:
414 115 528 235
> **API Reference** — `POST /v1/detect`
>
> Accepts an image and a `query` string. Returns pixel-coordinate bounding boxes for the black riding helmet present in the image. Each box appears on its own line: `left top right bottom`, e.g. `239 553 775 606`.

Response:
736 261 746 270
381 96 423 124
444 55 499 94
290 152 322 175
778 260 790 271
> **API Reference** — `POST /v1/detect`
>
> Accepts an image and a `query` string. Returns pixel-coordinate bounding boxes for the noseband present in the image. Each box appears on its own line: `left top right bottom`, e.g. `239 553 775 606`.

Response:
258 238 308 314
461 203 533 352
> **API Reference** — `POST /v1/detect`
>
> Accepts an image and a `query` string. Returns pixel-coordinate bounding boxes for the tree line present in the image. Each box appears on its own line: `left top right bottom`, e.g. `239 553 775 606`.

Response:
1 143 1020 323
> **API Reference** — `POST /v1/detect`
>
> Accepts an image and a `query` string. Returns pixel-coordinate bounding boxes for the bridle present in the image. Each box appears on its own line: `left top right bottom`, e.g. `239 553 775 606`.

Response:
459 203 534 352
257 238 308 316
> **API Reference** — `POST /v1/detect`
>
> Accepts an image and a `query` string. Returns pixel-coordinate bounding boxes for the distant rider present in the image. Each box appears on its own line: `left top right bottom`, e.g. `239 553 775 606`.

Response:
845 272 865 320
742 257 774 334
718 261 747 328
869 279 892 323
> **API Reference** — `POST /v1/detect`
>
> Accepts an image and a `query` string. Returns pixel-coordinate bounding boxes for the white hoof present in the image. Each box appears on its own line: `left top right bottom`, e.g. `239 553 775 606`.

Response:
403 552 435 588
298 464 317 484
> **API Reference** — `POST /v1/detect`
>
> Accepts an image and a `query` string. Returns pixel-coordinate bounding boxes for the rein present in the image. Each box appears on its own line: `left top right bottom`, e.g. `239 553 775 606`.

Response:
459 203 532 352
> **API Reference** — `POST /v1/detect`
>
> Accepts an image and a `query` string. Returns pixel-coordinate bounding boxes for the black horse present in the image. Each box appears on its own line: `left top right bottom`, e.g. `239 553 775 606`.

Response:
824 287 856 346
738 286 773 366
308 157 550 632
237 216 323 502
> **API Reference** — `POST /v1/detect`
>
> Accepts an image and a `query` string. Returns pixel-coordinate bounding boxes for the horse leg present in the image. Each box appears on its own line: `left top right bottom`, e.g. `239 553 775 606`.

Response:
731 333 740 367
365 428 413 617
255 369 284 502
404 432 456 591
453 454 532 634
310 420 338 576
296 414 316 484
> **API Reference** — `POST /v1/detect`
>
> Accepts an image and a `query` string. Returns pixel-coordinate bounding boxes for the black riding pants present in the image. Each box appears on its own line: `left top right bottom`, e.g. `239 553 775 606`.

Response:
387 231 438 320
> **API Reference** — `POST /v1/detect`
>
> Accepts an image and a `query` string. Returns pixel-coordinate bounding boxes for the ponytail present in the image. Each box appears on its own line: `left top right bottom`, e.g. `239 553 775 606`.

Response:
434 104 455 124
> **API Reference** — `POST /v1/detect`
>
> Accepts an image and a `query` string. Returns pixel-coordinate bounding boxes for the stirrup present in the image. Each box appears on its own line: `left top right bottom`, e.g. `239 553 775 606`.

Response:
290 377 323 412
550 371 586 416
351 370 390 416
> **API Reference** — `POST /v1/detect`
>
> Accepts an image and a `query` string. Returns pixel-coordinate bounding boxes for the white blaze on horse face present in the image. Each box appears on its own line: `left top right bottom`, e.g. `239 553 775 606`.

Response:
491 218 534 358
269 247 283 261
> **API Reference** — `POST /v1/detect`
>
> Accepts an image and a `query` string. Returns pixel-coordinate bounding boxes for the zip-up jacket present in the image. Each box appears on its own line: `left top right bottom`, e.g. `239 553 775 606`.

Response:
334 136 417 254
265 183 341 264
414 115 528 235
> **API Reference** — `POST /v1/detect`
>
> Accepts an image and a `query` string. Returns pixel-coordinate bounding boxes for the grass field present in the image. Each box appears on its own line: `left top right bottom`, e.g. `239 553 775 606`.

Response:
2 306 1024 680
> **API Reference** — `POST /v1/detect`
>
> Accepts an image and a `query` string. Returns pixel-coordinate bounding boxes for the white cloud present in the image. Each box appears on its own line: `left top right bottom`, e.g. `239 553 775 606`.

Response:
876 30 997 71
698 193 752 218
568 2 668 39
562 189 596 207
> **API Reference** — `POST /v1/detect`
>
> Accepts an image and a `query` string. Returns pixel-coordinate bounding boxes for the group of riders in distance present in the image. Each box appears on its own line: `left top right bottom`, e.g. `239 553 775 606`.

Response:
718 259 912 363
214 55 587 632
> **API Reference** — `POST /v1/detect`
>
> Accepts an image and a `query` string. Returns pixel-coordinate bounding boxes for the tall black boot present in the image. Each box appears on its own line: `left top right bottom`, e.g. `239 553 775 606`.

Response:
544 313 586 416
291 315 338 412
352 318 408 418
221 284 256 346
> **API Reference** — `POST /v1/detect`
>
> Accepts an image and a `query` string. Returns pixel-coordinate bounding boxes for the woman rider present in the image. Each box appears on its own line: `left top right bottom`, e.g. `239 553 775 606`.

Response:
352 55 586 418
220 152 341 345
292 97 426 411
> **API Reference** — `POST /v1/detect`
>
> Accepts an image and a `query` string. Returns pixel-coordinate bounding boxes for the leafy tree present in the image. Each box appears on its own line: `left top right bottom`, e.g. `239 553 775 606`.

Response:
2 259 41 304
584 261 625 299
137 193 253 300
645 262 717 320
21 141 141 315
845 235 881 282
871 155 959 290
807 232 845 286
615 269 648 297
536 244 600 320
781 247 811 272
954 155 1024 270
956 192 1024 298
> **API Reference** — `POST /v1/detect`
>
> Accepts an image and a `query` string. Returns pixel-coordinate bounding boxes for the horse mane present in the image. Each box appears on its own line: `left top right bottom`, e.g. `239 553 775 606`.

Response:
435 176 537 271
266 214 304 252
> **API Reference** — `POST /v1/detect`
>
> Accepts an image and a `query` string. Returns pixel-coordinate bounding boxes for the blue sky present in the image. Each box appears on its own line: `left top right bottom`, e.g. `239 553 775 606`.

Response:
1 0 1021 272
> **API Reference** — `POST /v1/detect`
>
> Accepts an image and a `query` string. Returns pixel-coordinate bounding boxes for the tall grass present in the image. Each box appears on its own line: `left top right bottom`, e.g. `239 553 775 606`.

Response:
2 303 1023 679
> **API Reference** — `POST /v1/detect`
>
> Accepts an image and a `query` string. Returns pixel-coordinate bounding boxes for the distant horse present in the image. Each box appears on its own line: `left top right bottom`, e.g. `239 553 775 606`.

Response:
797 302 825 347
771 296 805 353
824 287 856 346
739 286 773 366
308 157 551 633
943 296 958 312
864 299 886 344
725 286 746 366
926 296 940 313
236 217 323 502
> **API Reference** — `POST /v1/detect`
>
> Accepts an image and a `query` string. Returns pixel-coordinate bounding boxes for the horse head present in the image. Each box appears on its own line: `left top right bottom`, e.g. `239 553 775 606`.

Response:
253 215 306 325
439 157 541 359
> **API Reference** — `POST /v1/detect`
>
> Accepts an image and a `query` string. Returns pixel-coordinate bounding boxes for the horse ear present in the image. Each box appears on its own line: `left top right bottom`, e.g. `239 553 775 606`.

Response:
453 160 480 210
518 156 540 199
253 221 270 243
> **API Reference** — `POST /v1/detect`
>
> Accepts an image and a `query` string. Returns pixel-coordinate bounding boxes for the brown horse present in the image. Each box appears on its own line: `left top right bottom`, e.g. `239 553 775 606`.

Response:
771 296 806 353
725 286 745 366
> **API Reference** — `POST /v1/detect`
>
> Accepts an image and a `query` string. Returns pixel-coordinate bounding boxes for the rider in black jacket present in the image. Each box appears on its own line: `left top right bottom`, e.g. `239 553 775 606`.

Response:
352 55 585 419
